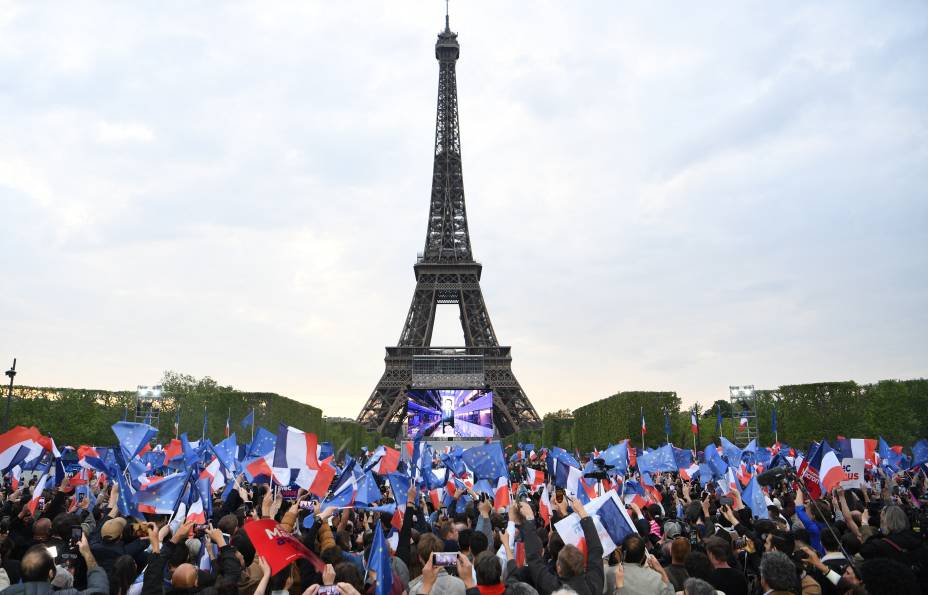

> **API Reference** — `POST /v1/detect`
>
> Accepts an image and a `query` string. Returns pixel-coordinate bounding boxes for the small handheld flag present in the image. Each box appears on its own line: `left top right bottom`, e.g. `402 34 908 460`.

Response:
241 409 255 429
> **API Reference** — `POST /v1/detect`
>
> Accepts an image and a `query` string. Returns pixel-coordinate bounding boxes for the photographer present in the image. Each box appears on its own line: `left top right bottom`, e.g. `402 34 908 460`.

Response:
4 534 106 595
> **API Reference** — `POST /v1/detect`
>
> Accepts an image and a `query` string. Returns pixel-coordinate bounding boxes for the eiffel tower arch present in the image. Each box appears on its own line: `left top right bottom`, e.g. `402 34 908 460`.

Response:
357 16 541 439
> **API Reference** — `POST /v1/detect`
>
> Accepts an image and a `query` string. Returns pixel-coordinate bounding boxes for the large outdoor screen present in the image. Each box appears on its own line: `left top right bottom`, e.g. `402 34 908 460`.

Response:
406 389 494 438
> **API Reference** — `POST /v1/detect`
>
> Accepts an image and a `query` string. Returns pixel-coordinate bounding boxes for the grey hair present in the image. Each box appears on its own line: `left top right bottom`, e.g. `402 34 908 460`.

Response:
760 551 797 591
682 577 716 595
507 583 539 595
880 504 909 534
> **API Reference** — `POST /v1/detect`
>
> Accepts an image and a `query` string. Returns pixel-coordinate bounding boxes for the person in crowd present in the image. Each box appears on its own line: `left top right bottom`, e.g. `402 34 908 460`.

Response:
3 534 106 595
4 425 928 595
704 537 748 595
663 536 690 591
610 533 673 595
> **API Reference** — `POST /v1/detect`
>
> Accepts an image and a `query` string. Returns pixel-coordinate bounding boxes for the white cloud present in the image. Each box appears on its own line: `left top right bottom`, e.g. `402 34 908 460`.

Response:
0 1 925 420
96 121 154 144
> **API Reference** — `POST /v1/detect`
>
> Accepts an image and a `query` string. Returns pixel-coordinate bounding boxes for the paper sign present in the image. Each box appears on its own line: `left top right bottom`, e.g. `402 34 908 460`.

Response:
840 458 865 488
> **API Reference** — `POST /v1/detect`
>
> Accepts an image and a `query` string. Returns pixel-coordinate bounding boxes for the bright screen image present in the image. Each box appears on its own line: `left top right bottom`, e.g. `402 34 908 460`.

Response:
406 389 494 438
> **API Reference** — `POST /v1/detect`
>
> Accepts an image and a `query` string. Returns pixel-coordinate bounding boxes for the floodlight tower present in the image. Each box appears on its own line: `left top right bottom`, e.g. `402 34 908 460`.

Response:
728 385 757 447
135 385 164 424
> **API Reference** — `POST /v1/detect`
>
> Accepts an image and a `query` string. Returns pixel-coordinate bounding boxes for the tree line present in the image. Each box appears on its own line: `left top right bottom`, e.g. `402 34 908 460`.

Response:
5 370 389 453
510 378 928 453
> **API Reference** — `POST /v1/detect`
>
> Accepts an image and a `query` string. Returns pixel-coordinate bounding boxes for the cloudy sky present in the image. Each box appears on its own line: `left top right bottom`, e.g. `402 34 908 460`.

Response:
1 1 926 420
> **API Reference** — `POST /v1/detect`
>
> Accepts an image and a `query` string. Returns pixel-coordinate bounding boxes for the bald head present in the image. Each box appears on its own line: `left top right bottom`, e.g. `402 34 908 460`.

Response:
21 546 56 582
33 518 52 540
172 563 199 589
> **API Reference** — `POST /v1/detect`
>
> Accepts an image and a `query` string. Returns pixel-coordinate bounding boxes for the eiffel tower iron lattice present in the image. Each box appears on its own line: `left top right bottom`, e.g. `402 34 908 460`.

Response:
357 16 541 438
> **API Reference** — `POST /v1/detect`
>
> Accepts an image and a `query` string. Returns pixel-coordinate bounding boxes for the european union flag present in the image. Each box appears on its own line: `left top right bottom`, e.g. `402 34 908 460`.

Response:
367 523 393 595
212 433 239 475
355 471 383 505
912 439 928 468
137 471 187 515
550 447 580 469
387 472 412 507
719 437 743 465
247 427 276 458
704 445 728 479
638 444 676 474
241 409 255 429
112 421 158 460
440 447 466 477
356 502 397 516
180 434 200 467
600 442 628 474
741 476 768 519
672 447 693 469
462 443 508 481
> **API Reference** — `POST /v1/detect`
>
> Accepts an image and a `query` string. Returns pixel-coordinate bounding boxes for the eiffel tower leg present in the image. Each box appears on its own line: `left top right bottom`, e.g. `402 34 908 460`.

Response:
458 286 497 347
399 283 438 347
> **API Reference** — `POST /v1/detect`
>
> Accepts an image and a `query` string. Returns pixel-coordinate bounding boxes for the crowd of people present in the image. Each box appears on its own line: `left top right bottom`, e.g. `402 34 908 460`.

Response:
1 443 926 595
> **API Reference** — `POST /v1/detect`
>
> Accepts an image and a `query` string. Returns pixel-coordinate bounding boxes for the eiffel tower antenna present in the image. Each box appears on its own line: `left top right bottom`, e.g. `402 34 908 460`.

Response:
357 15 541 438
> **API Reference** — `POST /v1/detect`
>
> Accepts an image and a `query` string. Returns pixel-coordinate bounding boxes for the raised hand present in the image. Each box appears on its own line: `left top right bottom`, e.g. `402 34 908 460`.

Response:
322 563 336 586
457 553 475 589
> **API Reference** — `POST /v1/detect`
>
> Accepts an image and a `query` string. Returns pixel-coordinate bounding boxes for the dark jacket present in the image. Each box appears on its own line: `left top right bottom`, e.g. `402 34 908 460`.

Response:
522 516 604 595
91 538 149 576
1 565 108 595
859 529 923 562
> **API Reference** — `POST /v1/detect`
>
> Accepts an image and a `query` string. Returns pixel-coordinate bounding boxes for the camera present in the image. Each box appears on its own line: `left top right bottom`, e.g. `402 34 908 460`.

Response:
583 458 614 482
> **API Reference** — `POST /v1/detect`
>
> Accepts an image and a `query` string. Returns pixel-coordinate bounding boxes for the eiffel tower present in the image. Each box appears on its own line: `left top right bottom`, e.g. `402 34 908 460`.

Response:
357 15 541 438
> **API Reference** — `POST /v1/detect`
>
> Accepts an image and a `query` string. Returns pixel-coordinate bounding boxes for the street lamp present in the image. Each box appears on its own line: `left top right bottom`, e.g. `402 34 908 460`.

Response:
4 358 16 432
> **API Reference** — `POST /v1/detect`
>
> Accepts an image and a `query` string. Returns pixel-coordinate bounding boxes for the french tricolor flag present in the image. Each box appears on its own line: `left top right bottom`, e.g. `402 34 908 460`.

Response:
77 445 100 469
26 473 50 515
200 457 226 491
538 485 552 526
297 457 337 498
273 424 320 472
555 462 583 496
679 462 699 481
245 454 275 484
836 438 877 465
0 426 43 471
818 443 845 493
493 476 510 510
524 467 544 488
367 446 401 475
691 411 699 434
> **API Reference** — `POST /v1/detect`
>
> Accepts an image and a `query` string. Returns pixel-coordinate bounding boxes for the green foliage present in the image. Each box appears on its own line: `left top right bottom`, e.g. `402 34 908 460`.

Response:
571 391 681 452
5 371 388 450
542 413 575 450
771 378 928 447
318 418 392 454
